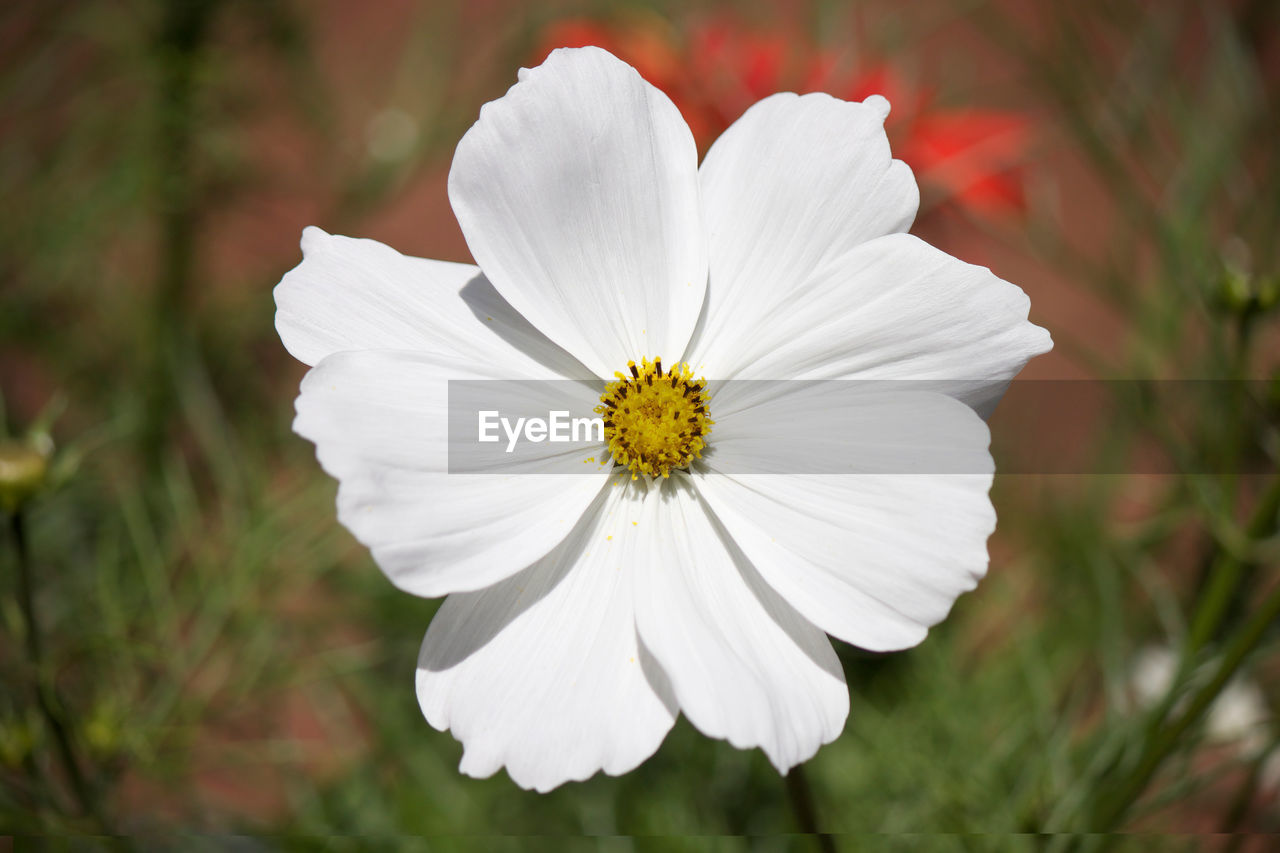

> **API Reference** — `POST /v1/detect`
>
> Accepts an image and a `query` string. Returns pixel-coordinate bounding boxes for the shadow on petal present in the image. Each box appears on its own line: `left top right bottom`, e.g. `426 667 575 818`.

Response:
458 273 599 381
418 479 613 671
637 631 680 718
691 477 845 683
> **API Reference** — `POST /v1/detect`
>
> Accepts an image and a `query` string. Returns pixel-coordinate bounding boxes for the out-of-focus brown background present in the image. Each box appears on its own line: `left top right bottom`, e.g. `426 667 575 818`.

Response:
2 0 1277 842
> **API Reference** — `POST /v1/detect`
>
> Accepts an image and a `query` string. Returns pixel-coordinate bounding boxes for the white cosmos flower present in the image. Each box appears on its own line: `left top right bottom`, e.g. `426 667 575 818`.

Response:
275 46 1052 792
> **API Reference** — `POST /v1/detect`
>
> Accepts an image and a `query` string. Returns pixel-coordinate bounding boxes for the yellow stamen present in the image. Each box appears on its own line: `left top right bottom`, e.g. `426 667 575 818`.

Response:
594 356 713 480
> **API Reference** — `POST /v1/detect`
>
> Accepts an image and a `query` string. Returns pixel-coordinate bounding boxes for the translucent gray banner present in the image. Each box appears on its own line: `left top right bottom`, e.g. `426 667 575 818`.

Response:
446 379 1278 475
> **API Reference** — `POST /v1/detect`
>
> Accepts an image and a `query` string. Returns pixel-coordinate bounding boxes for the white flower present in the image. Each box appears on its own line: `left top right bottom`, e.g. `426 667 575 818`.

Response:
275 47 1052 792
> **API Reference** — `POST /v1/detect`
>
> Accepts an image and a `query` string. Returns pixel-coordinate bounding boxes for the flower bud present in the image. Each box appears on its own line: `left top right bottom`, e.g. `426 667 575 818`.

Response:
1213 265 1280 318
0 716 35 768
1222 268 1251 311
85 710 119 757
1257 274 1279 312
0 439 50 513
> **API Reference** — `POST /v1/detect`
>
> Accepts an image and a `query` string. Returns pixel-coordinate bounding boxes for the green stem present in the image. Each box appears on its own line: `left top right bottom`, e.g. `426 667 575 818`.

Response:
1184 475 1280 656
1220 739 1275 841
1093 566 1280 830
785 765 836 853
1095 475 1280 832
10 510 106 830
1085 475 1280 838
143 0 217 469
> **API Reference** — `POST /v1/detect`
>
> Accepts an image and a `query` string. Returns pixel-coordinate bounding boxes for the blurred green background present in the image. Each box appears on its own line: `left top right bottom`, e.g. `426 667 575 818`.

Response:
1 0 1278 847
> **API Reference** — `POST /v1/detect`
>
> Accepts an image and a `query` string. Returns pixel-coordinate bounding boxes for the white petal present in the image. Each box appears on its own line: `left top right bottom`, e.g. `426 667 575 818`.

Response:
275 227 590 378
704 382 995 475
448 47 707 379
693 391 997 651
698 233 1052 414
686 92 918 373
417 475 678 792
632 476 848 772
293 349 609 597
697 472 994 651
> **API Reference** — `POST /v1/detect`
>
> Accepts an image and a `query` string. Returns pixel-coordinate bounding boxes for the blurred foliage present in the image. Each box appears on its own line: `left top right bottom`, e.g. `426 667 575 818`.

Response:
1 0 1278 848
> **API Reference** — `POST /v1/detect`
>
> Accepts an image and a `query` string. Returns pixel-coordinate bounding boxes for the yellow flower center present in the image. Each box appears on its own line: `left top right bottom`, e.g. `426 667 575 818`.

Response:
595 357 713 480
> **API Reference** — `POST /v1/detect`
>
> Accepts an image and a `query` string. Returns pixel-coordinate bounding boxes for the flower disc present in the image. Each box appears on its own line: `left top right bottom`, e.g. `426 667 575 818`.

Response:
596 357 713 479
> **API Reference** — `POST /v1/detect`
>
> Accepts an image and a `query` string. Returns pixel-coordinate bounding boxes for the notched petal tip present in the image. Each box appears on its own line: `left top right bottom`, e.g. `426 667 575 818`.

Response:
524 45 632 82
863 94 891 122
1032 322 1055 356
544 43 617 62
299 225 331 256
507 47 629 96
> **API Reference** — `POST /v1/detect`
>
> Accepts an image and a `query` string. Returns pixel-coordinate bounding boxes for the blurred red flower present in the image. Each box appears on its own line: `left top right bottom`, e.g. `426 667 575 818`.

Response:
536 16 1031 220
